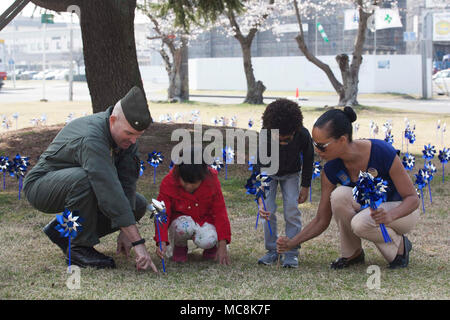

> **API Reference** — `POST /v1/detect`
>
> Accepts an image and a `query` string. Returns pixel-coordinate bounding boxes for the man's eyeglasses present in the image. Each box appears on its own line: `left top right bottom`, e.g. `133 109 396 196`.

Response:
312 139 334 152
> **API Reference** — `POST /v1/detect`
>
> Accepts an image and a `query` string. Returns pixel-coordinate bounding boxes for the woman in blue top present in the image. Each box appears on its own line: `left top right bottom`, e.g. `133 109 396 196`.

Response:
277 107 420 269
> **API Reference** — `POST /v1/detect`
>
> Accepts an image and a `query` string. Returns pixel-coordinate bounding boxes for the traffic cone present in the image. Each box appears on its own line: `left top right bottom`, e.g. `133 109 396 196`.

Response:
295 88 299 98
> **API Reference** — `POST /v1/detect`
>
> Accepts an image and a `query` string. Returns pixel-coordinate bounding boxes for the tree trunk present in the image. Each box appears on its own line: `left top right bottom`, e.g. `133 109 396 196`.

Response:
241 40 265 104
31 0 145 113
292 0 371 107
227 8 266 105
336 54 359 106
162 38 189 102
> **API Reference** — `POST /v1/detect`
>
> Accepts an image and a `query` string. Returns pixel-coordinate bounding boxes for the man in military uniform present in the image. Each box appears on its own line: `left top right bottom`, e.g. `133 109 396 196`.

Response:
23 86 158 272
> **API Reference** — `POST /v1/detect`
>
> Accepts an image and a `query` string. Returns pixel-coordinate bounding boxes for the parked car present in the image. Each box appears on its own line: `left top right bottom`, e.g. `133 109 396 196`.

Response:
0 71 6 90
54 69 69 80
19 71 38 80
432 68 450 96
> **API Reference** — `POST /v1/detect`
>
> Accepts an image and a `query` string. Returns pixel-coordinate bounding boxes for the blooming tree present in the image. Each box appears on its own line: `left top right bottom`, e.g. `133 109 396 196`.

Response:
289 0 398 106
138 1 208 101
216 0 277 104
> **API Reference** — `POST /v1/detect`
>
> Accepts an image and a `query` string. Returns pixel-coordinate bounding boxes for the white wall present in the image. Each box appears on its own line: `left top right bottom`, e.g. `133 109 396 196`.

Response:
189 55 423 95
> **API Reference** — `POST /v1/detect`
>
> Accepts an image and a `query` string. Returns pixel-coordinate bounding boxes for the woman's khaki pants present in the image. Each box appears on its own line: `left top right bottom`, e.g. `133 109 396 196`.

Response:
330 186 420 263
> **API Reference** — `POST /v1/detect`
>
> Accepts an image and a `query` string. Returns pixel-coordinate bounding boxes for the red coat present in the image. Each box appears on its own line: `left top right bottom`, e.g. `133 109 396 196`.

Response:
154 168 231 244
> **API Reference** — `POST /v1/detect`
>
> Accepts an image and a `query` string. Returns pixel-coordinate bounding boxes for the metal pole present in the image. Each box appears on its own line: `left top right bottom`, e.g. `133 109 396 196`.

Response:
41 22 47 102
12 20 16 88
69 12 73 101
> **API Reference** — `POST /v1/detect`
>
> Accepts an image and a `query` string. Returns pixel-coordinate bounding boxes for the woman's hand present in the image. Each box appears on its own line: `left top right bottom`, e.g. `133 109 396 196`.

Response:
276 236 293 254
370 207 394 225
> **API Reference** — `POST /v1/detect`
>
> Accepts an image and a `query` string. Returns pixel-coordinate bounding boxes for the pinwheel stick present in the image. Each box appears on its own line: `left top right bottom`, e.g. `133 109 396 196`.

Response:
379 223 391 243
260 197 273 236
68 236 72 272
420 189 425 213
153 167 156 185
18 176 23 200
428 183 432 204
443 163 445 183
369 204 391 243
3 172 5 190
254 199 260 230
155 220 166 273
254 197 273 236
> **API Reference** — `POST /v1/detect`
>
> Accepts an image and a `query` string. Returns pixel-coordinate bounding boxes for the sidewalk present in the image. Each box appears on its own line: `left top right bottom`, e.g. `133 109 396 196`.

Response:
1 80 449 114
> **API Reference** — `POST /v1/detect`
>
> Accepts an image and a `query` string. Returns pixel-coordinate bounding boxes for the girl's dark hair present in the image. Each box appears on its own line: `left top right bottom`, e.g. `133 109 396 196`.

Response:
262 99 304 135
173 146 210 183
314 107 357 142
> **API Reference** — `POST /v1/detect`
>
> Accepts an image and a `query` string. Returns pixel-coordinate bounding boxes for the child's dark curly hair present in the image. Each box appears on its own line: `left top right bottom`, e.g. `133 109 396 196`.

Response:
262 99 304 135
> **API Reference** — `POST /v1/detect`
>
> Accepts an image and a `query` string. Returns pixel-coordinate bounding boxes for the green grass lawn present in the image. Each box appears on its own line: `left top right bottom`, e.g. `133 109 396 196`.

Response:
0 102 449 300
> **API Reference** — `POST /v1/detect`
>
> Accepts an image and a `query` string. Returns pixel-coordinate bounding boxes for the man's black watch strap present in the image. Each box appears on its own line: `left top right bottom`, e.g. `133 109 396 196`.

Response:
131 238 145 247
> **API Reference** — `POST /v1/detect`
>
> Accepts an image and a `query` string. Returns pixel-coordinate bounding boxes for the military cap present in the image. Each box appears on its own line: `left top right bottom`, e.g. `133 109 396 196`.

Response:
120 86 152 131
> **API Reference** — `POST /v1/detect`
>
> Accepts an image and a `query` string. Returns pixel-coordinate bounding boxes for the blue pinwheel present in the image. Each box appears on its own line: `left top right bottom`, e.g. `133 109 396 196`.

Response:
245 170 273 235
384 132 394 145
352 171 391 243
222 146 234 180
422 144 436 161
424 162 436 204
147 199 168 273
12 154 30 199
403 128 416 153
0 156 10 190
402 153 415 171
147 151 164 184
438 148 450 183
247 156 256 172
209 158 224 172
55 209 83 270
248 119 254 128
139 160 146 177
310 161 322 202
414 169 428 213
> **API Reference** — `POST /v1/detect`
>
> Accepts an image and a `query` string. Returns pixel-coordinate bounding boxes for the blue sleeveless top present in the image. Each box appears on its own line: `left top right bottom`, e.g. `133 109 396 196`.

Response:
323 139 402 202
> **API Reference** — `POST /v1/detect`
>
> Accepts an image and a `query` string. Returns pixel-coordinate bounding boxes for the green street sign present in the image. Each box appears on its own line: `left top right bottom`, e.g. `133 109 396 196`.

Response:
41 14 54 24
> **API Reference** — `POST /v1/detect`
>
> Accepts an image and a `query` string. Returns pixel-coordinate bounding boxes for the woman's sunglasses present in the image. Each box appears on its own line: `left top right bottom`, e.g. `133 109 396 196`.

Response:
312 139 334 152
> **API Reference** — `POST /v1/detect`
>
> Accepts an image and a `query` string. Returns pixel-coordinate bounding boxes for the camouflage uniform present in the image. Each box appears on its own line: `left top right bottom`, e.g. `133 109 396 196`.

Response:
23 106 147 247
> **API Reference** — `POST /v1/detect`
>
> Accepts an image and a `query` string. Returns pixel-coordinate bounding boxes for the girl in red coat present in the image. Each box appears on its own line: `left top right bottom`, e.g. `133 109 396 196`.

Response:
154 152 231 265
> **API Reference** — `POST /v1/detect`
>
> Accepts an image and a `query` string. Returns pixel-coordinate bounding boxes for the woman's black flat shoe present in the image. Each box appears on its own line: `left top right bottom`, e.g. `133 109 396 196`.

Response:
389 235 412 269
330 250 365 269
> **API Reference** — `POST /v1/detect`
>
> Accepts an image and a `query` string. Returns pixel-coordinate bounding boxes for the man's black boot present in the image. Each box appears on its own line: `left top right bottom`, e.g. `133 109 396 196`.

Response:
43 218 68 254
67 246 116 269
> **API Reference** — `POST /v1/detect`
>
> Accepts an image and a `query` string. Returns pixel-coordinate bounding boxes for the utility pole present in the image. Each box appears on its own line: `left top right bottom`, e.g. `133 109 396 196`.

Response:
421 11 433 99
41 21 47 102
40 13 54 102
69 12 74 101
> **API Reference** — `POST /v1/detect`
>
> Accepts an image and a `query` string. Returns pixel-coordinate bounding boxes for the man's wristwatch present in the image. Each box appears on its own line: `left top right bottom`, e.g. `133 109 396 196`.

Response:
131 238 145 247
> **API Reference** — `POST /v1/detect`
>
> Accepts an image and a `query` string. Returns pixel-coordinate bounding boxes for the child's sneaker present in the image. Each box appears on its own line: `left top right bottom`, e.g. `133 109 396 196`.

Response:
282 253 299 268
202 246 217 260
257 251 279 265
172 245 188 262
